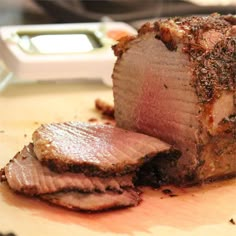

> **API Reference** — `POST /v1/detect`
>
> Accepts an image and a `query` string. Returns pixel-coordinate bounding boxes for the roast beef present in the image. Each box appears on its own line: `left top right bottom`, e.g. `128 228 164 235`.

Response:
32 121 171 176
41 189 141 212
3 121 175 211
112 14 236 185
5 144 134 195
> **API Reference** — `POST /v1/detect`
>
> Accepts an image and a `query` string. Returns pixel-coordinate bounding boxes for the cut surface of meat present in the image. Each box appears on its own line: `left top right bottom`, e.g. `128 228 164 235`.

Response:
33 121 171 176
112 14 236 184
5 144 134 195
41 189 141 212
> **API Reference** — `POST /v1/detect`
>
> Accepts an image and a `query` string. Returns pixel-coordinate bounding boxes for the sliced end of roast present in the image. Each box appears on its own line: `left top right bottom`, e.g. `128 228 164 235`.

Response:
112 14 236 185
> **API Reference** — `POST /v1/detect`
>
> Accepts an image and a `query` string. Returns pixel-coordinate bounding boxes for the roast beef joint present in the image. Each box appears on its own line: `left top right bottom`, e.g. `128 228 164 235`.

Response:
112 13 236 185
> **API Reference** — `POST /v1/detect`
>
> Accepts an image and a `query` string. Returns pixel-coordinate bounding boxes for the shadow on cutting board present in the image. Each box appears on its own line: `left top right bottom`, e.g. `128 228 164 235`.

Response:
1 179 236 234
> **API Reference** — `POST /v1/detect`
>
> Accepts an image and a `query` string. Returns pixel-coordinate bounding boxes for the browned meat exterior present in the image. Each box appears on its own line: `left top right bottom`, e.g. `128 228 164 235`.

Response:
33 121 171 176
41 189 141 212
112 14 236 185
5 144 134 195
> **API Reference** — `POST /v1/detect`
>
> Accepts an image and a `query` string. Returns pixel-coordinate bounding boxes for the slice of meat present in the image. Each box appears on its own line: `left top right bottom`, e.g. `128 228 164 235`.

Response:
4 144 134 196
32 121 172 176
112 14 236 185
41 189 141 212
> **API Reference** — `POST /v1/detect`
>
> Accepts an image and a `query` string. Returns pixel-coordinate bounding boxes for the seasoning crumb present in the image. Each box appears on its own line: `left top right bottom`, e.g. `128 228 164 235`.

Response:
0 232 17 236
88 118 98 123
34 121 39 125
162 189 172 195
0 168 6 182
95 98 114 118
0 130 5 133
229 218 235 225
164 84 168 89
104 120 116 126
104 121 113 125
162 189 178 197
24 134 27 138
22 155 27 160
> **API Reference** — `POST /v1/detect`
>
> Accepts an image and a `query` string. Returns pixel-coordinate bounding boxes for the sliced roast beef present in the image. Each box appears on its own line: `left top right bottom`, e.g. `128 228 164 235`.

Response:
3 121 176 212
41 189 141 212
112 14 236 185
32 121 171 176
4 144 134 195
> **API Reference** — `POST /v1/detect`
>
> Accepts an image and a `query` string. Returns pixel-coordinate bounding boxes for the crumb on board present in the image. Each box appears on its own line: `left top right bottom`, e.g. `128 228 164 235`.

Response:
88 118 116 126
0 168 6 182
162 189 172 195
0 130 5 133
88 118 98 123
0 232 17 236
162 189 178 197
24 134 27 138
229 218 235 225
95 98 114 118
91 98 116 125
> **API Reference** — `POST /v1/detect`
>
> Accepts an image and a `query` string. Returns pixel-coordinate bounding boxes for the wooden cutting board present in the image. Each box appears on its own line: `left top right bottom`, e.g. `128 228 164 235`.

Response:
0 82 236 236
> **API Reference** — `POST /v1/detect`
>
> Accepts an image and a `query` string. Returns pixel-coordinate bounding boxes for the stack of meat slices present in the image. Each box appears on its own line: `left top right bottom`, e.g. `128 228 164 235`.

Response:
2 121 174 211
